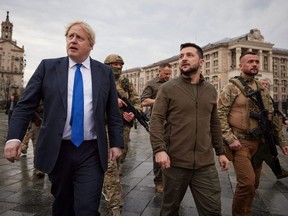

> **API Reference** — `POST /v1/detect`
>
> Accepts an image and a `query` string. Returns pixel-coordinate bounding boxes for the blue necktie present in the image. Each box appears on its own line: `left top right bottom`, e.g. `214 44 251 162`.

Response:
71 63 84 147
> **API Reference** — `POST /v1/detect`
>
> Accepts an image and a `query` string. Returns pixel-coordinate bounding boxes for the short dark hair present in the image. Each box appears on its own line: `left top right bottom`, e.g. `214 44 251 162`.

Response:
180 42 203 59
239 51 257 61
159 62 171 69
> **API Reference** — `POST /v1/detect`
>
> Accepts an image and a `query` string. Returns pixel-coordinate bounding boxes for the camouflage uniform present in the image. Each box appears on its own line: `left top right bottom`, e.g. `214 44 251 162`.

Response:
218 76 287 216
103 54 141 215
21 103 45 178
103 147 124 209
103 78 140 213
117 77 141 162
252 96 288 179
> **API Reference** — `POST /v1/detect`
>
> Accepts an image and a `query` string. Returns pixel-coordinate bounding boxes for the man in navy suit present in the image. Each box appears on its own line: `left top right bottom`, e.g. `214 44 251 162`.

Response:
4 21 124 216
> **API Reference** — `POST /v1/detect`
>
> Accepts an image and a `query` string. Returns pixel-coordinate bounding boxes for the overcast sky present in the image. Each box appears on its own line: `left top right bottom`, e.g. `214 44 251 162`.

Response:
1 0 287 83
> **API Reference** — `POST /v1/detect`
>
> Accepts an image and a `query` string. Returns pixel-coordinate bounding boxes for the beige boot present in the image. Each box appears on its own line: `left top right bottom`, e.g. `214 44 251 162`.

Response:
111 206 121 216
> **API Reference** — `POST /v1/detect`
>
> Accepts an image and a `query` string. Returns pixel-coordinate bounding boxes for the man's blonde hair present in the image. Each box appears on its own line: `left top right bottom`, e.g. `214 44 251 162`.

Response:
65 21 95 47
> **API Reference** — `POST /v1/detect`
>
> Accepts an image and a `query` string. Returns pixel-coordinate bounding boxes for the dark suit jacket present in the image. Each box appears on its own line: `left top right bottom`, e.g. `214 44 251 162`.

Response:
7 57 124 174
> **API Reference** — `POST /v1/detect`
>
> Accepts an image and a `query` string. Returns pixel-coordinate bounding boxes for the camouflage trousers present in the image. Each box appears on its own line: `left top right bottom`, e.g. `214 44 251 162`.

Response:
21 122 40 154
102 125 131 209
103 155 124 209
118 125 131 162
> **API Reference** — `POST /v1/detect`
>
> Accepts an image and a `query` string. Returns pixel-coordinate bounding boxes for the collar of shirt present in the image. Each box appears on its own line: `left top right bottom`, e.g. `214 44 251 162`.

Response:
68 57 90 70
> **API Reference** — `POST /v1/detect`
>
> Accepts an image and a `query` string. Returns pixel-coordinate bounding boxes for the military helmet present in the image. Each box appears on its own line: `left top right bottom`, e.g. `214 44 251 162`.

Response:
104 54 124 65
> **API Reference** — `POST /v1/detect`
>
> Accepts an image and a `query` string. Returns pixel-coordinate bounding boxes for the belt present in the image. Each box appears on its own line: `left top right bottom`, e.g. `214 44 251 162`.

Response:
62 139 97 144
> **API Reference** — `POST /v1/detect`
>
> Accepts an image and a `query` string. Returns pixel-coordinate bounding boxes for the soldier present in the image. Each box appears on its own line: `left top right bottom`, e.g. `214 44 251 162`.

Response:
252 78 288 179
104 54 141 162
103 54 141 215
218 51 288 216
21 102 45 178
140 62 172 193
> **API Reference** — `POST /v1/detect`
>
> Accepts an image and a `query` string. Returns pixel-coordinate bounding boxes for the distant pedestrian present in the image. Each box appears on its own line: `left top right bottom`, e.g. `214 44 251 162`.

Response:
150 42 229 216
5 94 18 125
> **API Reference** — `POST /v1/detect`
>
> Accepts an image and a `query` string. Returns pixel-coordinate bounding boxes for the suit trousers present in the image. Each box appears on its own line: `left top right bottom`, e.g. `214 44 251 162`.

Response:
232 139 262 216
161 165 222 216
48 140 104 216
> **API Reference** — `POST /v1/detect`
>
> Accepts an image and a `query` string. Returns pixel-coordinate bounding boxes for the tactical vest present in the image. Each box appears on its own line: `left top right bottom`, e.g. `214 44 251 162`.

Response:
229 77 272 136
119 77 133 98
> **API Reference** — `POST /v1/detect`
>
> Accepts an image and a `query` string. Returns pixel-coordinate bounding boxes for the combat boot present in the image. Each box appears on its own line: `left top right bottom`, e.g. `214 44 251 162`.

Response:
111 206 121 216
155 183 164 193
34 169 45 179
277 168 288 179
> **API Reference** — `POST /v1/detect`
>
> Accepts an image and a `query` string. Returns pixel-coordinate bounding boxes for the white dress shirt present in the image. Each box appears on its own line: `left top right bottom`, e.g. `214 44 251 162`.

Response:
62 57 97 140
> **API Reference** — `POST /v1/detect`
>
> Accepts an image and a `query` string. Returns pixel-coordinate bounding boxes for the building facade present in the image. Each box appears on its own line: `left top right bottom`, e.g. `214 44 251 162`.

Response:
0 11 25 102
122 28 288 113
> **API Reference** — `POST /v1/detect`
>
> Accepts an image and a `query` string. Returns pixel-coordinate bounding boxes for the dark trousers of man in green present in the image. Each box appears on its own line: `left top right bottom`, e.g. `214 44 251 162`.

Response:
161 165 222 216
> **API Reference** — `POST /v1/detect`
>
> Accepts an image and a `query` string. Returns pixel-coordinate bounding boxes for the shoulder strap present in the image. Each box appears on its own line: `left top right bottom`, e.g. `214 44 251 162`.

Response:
229 76 256 97
236 76 255 95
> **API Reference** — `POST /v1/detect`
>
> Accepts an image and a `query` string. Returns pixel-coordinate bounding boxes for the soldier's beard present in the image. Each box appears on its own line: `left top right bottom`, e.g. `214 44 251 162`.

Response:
180 65 199 76
243 68 258 77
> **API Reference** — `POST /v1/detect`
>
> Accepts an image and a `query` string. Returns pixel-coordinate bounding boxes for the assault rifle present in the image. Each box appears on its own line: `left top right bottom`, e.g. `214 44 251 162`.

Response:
247 89 282 176
117 92 150 132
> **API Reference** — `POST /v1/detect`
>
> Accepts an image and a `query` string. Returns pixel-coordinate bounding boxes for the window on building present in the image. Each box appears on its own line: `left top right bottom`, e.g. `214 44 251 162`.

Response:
213 76 218 82
282 87 286 92
281 66 286 72
273 87 278 92
213 52 218 58
206 62 210 68
274 94 278 101
213 60 218 66
206 69 210 75
205 54 210 60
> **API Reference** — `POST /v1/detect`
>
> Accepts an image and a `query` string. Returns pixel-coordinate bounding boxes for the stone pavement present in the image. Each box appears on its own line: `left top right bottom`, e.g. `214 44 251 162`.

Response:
1 112 288 215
